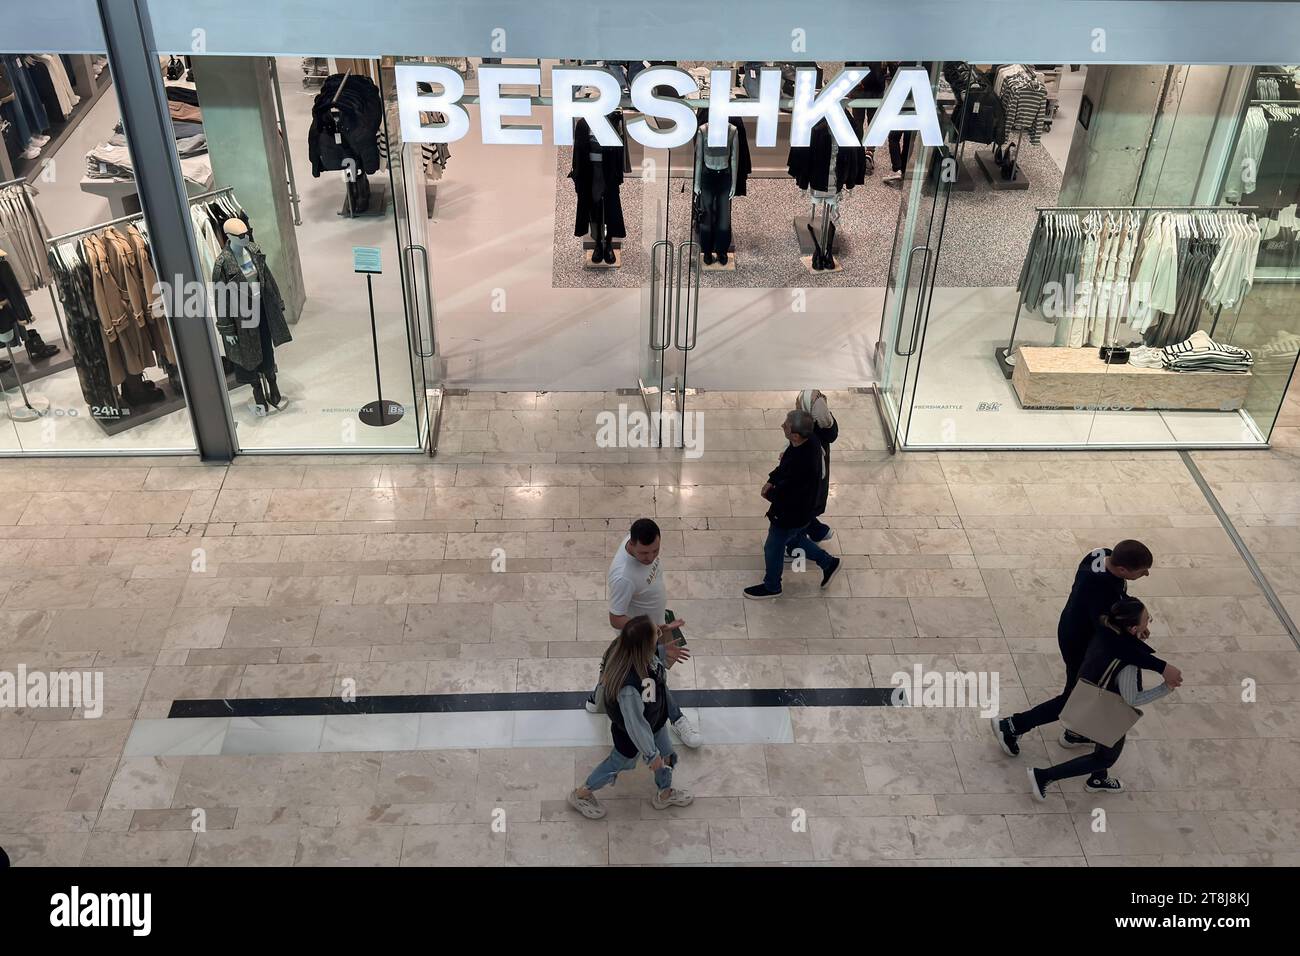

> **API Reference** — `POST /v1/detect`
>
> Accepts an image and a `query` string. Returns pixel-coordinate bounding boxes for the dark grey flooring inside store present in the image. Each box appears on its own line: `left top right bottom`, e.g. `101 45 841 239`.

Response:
551 140 1064 290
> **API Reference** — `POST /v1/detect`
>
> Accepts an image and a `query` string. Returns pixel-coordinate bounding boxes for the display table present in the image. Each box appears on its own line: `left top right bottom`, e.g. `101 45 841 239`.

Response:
1011 346 1251 411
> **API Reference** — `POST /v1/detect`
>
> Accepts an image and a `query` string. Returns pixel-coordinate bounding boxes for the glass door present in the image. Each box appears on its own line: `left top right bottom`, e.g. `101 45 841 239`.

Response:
638 134 699 448
382 60 440 452
874 64 956 451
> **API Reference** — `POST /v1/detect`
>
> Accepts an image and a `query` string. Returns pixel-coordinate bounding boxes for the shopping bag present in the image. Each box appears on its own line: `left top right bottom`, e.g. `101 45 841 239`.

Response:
1059 658 1142 747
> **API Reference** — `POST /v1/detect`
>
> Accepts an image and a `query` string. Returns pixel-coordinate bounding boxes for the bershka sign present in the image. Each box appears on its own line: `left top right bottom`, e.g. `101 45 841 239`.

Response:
395 64 943 150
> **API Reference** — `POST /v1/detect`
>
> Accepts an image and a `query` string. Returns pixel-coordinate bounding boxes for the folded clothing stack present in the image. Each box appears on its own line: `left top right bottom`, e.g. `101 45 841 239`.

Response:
1128 330 1253 373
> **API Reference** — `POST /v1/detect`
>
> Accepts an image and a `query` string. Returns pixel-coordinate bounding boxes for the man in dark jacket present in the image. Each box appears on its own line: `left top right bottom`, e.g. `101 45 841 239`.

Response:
745 410 841 599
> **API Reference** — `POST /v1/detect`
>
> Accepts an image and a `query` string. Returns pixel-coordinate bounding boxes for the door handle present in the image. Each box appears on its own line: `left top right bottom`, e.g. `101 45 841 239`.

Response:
908 246 931 356
892 244 929 357
407 244 435 358
675 239 700 351
649 239 672 351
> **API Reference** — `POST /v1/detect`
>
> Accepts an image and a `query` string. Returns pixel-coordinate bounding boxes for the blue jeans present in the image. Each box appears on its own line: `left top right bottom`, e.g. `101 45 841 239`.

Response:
788 517 830 550
764 520 834 592
584 724 676 792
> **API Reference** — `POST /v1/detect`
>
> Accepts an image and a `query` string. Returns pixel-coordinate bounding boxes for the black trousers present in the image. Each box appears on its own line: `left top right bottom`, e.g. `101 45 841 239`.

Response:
1010 627 1087 733
1039 735 1125 785
889 130 911 173
697 166 732 256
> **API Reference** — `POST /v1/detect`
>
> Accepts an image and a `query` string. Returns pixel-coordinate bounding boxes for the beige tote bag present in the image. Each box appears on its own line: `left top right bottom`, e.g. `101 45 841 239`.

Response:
1060 658 1143 747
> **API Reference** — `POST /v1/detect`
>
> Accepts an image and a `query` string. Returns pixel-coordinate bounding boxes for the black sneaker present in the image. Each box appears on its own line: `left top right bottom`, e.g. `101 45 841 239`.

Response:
1027 767 1048 802
1084 775 1125 794
744 584 781 600
991 717 1020 757
820 557 841 589
1059 729 1092 748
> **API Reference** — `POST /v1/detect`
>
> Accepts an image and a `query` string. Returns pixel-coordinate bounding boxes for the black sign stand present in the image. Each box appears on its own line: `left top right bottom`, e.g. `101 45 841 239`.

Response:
357 270 403 427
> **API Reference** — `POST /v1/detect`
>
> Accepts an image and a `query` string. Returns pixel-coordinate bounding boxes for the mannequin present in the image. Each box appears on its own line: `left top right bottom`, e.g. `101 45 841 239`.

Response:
211 218 292 413
693 120 739 265
569 112 627 265
786 115 867 270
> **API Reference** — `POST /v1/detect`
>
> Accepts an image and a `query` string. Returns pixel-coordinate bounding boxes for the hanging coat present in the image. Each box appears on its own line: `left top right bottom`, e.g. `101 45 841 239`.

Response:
569 117 627 239
786 115 867 192
729 117 753 197
211 242 291 372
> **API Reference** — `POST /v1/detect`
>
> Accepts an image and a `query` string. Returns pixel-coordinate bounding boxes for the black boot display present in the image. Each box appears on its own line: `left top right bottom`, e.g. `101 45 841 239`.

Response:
703 251 715 265
120 374 165 409
718 248 728 266
24 328 59 361
265 373 283 408
591 235 603 264
806 223 825 271
824 222 837 270
602 237 616 264
251 379 268 410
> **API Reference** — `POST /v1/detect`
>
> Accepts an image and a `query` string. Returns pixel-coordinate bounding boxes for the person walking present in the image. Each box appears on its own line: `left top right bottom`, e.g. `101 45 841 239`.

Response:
569 615 695 819
585 518 702 748
745 409 841 599
1028 597 1181 797
787 389 837 556
992 539 1180 759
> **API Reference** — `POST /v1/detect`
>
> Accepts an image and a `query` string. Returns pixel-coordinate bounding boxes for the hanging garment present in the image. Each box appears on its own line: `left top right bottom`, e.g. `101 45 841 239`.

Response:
0 253 31 337
0 183 53 290
992 64 1048 145
568 116 627 240
211 242 291 376
786 116 867 192
1253 108 1300 210
1223 107 1269 203
942 62 1003 144
48 243 119 411
83 232 146 384
308 72 383 177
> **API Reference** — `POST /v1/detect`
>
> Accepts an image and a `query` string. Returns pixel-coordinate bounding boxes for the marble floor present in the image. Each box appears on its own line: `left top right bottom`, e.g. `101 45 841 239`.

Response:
1 389 1299 866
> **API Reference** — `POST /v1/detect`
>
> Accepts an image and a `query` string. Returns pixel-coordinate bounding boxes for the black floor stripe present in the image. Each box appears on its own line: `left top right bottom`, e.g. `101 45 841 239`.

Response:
167 687 898 718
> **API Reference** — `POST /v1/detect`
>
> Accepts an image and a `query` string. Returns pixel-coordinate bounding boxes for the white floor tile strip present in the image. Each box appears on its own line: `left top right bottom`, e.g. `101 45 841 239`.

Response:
125 706 795 757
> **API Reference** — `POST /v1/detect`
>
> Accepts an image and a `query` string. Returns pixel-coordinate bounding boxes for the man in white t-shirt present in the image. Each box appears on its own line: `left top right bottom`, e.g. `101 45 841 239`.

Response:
584 518 702 748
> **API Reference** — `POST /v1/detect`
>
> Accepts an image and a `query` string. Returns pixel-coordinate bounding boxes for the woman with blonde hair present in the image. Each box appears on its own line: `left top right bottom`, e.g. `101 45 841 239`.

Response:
569 615 694 819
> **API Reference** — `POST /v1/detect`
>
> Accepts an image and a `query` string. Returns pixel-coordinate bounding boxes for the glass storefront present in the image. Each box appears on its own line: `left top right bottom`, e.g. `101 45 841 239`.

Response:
1 29 200 453
6 1 1300 457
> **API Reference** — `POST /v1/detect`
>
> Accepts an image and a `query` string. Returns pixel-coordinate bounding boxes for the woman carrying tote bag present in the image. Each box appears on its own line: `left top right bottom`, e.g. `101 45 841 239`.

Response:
1029 597 1182 799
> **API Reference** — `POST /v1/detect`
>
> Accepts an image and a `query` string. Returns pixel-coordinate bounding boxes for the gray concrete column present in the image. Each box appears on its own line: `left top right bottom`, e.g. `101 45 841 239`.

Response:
97 0 236 460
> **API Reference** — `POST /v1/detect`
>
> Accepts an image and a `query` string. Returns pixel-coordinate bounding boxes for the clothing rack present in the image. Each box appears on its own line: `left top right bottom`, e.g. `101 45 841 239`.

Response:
997 204 1259 378
45 186 235 247
0 175 68 350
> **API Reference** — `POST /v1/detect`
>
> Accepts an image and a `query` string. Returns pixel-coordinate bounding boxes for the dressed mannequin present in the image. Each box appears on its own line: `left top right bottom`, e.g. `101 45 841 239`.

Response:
570 113 627 265
786 116 867 270
694 121 739 265
211 218 291 413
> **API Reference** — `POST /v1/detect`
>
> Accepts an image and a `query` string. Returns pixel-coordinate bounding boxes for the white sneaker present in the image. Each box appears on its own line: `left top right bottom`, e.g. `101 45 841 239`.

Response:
652 786 694 810
672 714 702 748
882 171 903 185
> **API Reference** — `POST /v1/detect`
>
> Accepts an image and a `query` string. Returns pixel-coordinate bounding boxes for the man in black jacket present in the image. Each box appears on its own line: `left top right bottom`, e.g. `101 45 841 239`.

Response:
745 410 841 599
992 539 1181 757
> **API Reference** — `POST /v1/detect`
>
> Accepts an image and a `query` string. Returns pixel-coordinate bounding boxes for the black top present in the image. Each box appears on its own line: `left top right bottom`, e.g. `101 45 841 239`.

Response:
1059 549 1128 644
607 658 669 759
765 437 824 529
1078 621 1169 691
